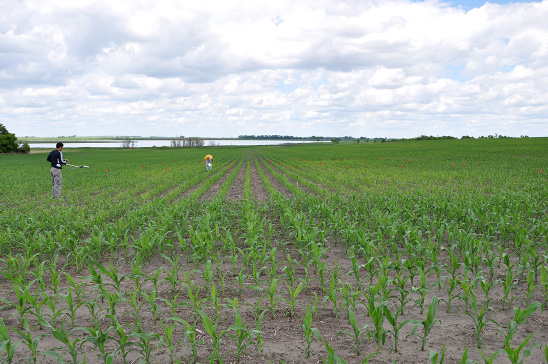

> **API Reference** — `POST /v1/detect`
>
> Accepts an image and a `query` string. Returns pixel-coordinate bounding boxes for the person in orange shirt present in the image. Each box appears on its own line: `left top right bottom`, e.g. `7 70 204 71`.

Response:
203 154 213 171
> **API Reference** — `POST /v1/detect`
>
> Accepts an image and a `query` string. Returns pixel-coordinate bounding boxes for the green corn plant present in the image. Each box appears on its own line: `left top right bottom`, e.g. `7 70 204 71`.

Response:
298 266 311 292
11 279 38 328
83 298 105 330
340 282 364 313
162 254 183 295
107 315 134 364
159 318 183 364
37 315 83 364
254 310 266 358
391 269 412 315
501 253 517 311
301 303 321 358
184 283 208 323
235 268 247 295
412 268 430 314
430 343 445 364
284 282 303 318
48 262 63 296
127 260 145 301
160 293 182 318
541 266 548 309
524 270 537 306
225 299 260 362
245 286 266 320
496 302 542 364
384 305 413 353
126 287 144 327
369 300 387 350
95 262 126 293
100 288 123 319
322 272 340 317
13 315 47 364
337 307 369 356
464 291 498 348
80 326 114 364
202 259 214 290
41 292 67 328
322 338 347 364
177 318 202 364
478 347 500 364
408 296 441 351
131 330 159 364
64 272 86 303
440 276 460 313
266 277 281 318
143 289 162 325
144 267 164 297
198 309 228 364
0 318 20 364
479 278 497 308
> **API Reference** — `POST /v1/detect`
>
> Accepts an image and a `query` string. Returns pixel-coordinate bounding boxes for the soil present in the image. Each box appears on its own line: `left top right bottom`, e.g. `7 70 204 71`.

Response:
1 152 547 364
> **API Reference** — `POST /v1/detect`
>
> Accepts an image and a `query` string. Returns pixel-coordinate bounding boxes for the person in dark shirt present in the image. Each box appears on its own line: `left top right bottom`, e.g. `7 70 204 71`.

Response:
49 142 68 199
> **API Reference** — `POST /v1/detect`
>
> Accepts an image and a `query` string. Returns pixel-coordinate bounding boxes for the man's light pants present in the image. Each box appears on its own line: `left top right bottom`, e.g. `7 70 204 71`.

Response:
50 167 63 199
206 162 213 171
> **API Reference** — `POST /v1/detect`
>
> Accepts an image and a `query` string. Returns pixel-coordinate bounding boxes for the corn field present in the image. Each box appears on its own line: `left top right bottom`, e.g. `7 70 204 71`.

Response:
0 138 547 363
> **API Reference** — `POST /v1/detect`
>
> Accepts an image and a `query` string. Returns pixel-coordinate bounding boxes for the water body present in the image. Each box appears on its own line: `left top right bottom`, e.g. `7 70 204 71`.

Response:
29 139 328 148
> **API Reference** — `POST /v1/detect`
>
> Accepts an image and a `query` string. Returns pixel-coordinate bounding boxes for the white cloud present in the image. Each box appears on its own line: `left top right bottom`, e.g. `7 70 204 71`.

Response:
1 0 547 138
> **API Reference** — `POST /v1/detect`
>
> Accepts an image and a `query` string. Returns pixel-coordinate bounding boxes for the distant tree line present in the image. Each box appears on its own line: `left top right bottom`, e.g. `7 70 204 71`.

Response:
0 123 30 153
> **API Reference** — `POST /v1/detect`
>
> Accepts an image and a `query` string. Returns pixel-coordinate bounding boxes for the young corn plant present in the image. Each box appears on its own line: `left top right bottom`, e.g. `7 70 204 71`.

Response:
0 318 19 364
301 303 321 358
198 309 227 364
429 343 445 364
80 326 114 364
13 315 47 364
266 277 281 319
323 272 340 318
408 296 441 351
37 315 84 364
284 282 303 318
108 316 134 364
225 299 260 362
159 318 183 364
541 266 548 310
369 300 387 350
496 302 542 364
384 305 413 353
337 307 369 356
464 291 498 348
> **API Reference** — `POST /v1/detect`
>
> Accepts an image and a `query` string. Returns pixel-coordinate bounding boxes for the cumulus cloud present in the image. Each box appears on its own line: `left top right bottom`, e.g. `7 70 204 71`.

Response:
1 0 547 138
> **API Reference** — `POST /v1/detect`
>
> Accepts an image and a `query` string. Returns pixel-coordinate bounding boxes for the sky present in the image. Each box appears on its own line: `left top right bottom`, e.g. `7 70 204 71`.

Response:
1 0 547 139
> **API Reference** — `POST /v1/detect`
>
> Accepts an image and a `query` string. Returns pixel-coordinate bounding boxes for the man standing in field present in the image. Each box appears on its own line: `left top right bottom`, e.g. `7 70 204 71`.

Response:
48 142 68 199
203 154 213 171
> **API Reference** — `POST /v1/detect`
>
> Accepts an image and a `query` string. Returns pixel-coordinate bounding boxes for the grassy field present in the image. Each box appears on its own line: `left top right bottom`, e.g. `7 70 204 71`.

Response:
0 138 547 363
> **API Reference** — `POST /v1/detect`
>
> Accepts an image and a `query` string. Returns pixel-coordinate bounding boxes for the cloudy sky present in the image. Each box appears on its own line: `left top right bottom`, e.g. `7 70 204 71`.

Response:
1 0 547 139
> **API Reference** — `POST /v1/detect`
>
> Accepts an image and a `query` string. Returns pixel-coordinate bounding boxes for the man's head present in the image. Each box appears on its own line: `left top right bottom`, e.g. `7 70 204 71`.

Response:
56 142 64 150
209 156 212 161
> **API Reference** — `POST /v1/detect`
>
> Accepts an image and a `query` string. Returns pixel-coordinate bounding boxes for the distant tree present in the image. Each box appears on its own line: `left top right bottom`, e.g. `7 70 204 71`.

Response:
331 138 340 144
120 137 135 149
18 142 30 154
0 123 18 153
170 136 184 147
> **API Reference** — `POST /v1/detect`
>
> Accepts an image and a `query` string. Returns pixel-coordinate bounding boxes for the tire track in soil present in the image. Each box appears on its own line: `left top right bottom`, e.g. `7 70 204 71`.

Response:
256 159 294 199
199 156 245 202
172 165 225 202
224 155 248 201
262 160 317 197
249 154 270 202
